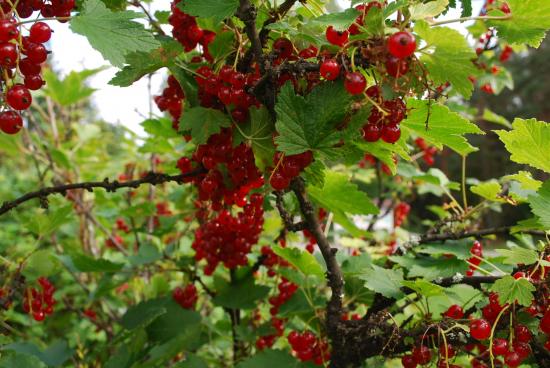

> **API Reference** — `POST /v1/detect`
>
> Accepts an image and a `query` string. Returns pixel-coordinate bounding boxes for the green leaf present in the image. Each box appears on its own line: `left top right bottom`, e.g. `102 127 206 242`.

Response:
121 299 167 330
482 108 512 128
414 21 478 98
128 244 162 266
213 275 270 310
495 118 550 173
174 354 208 368
359 265 404 299
488 0 550 48
71 254 124 272
504 171 542 191
3 341 72 367
275 81 351 156
410 0 449 20
179 107 232 145
355 137 410 175
110 37 183 87
147 299 202 342
528 181 550 228
402 99 484 155
490 275 535 307
273 246 325 279
22 250 60 280
179 0 239 23
207 31 235 61
142 118 180 139
390 255 469 280
402 279 445 297
237 349 304 368
471 181 506 202
417 241 472 260
308 171 379 216
169 66 199 107
43 68 102 106
460 0 473 17
0 352 47 368
70 0 160 67
234 107 275 170
311 8 361 31
496 248 539 266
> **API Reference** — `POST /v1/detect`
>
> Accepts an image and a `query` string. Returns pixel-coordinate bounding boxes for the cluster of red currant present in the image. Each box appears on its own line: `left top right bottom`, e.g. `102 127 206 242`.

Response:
116 218 130 233
154 75 184 130
83 308 97 321
288 330 330 365
22 277 55 322
169 0 215 58
414 138 438 166
261 244 290 277
192 194 264 275
358 153 394 175
269 151 313 191
361 88 406 144
466 240 483 276
393 202 410 228
177 129 263 209
105 234 125 250
255 317 285 350
172 284 197 309
0 1 75 135
268 278 297 316
195 65 261 123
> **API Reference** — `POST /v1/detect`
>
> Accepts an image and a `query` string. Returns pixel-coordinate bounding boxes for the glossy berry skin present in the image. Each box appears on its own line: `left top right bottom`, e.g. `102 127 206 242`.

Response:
362 123 381 142
29 22 52 43
6 84 32 110
325 26 349 47
443 304 464 319
273 37 293 59
412 345 431 365
320 59 340 81
26 43 48 63
344 72 366 95
270 171 290 191
381 123 401 144
19 58 41 76
25 75 45 90
0 20 18 42
387 31 417 59
385 56 409 77
401 354 417 368
0 42 17 68
504 351 523 368
491 338 508 356
470 319 491 340
514 324 532 343
0 111 23 135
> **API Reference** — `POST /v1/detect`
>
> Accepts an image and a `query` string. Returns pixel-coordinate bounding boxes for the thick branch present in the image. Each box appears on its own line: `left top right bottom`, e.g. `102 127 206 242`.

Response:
418 226 546 244
237 0 264 72
0 170 204 217
274 191 307 232
290 178 344 330
258 0 299 44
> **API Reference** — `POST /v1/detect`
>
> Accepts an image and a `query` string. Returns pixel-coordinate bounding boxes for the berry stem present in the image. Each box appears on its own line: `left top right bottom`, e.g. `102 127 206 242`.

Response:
429 14 512 27
15 17 72 26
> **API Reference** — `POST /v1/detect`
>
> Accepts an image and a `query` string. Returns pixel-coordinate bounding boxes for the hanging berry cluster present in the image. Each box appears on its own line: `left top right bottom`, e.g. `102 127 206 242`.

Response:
288 330 330 365
169 0 215 59
0 1 75 135
269 151 313 191
22 277 55 322
414 138 438 166
172 284 197 309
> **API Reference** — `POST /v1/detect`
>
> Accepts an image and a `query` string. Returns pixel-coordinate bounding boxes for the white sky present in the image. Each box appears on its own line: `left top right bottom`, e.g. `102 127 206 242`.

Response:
46 1 483 137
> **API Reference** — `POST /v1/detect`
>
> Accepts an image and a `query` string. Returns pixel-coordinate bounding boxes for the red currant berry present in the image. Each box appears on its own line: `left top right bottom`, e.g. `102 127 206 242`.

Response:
504 350 523 368
29 22 52 43
412 345 431 365
443 304 464 319
387 31 417 59
344 72 366 95
385 55 409 77
24 74 45 90
491 338 508 356
325 26 349 47
6 84 32 110
26 43 48 64
381 123 401 144
0 42 17 67
540 309 550 334
512 341 531 359
270 171 290 191
0 20 18 42
0 111 23 134
470 319 491 340
362 123 381 142
514 324 532 343
273 37 294 59
320 59 340 81
401 354 417 368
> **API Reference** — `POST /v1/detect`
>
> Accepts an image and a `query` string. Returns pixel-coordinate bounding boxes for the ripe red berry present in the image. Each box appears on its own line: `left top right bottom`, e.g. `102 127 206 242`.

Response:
6 84 32 110
385 56 409 77
504 350 523 368
412 345 431 365
325 26 349 47
26 43 48 63
0 42 17 67
512 341 531 359
387 31 416 59
362 123 381 142
381 123 401 144
0 111 23 135
514 324 532 343
401 354 417 368
24 74 45 90
443 304 464 319
273 37 294 59
29 22 52 43
470 319 491 340
0 20 18 42
320 59 340 81
270 171 290 191
19 58 41 76
344 72 366 95
491 338 508 356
